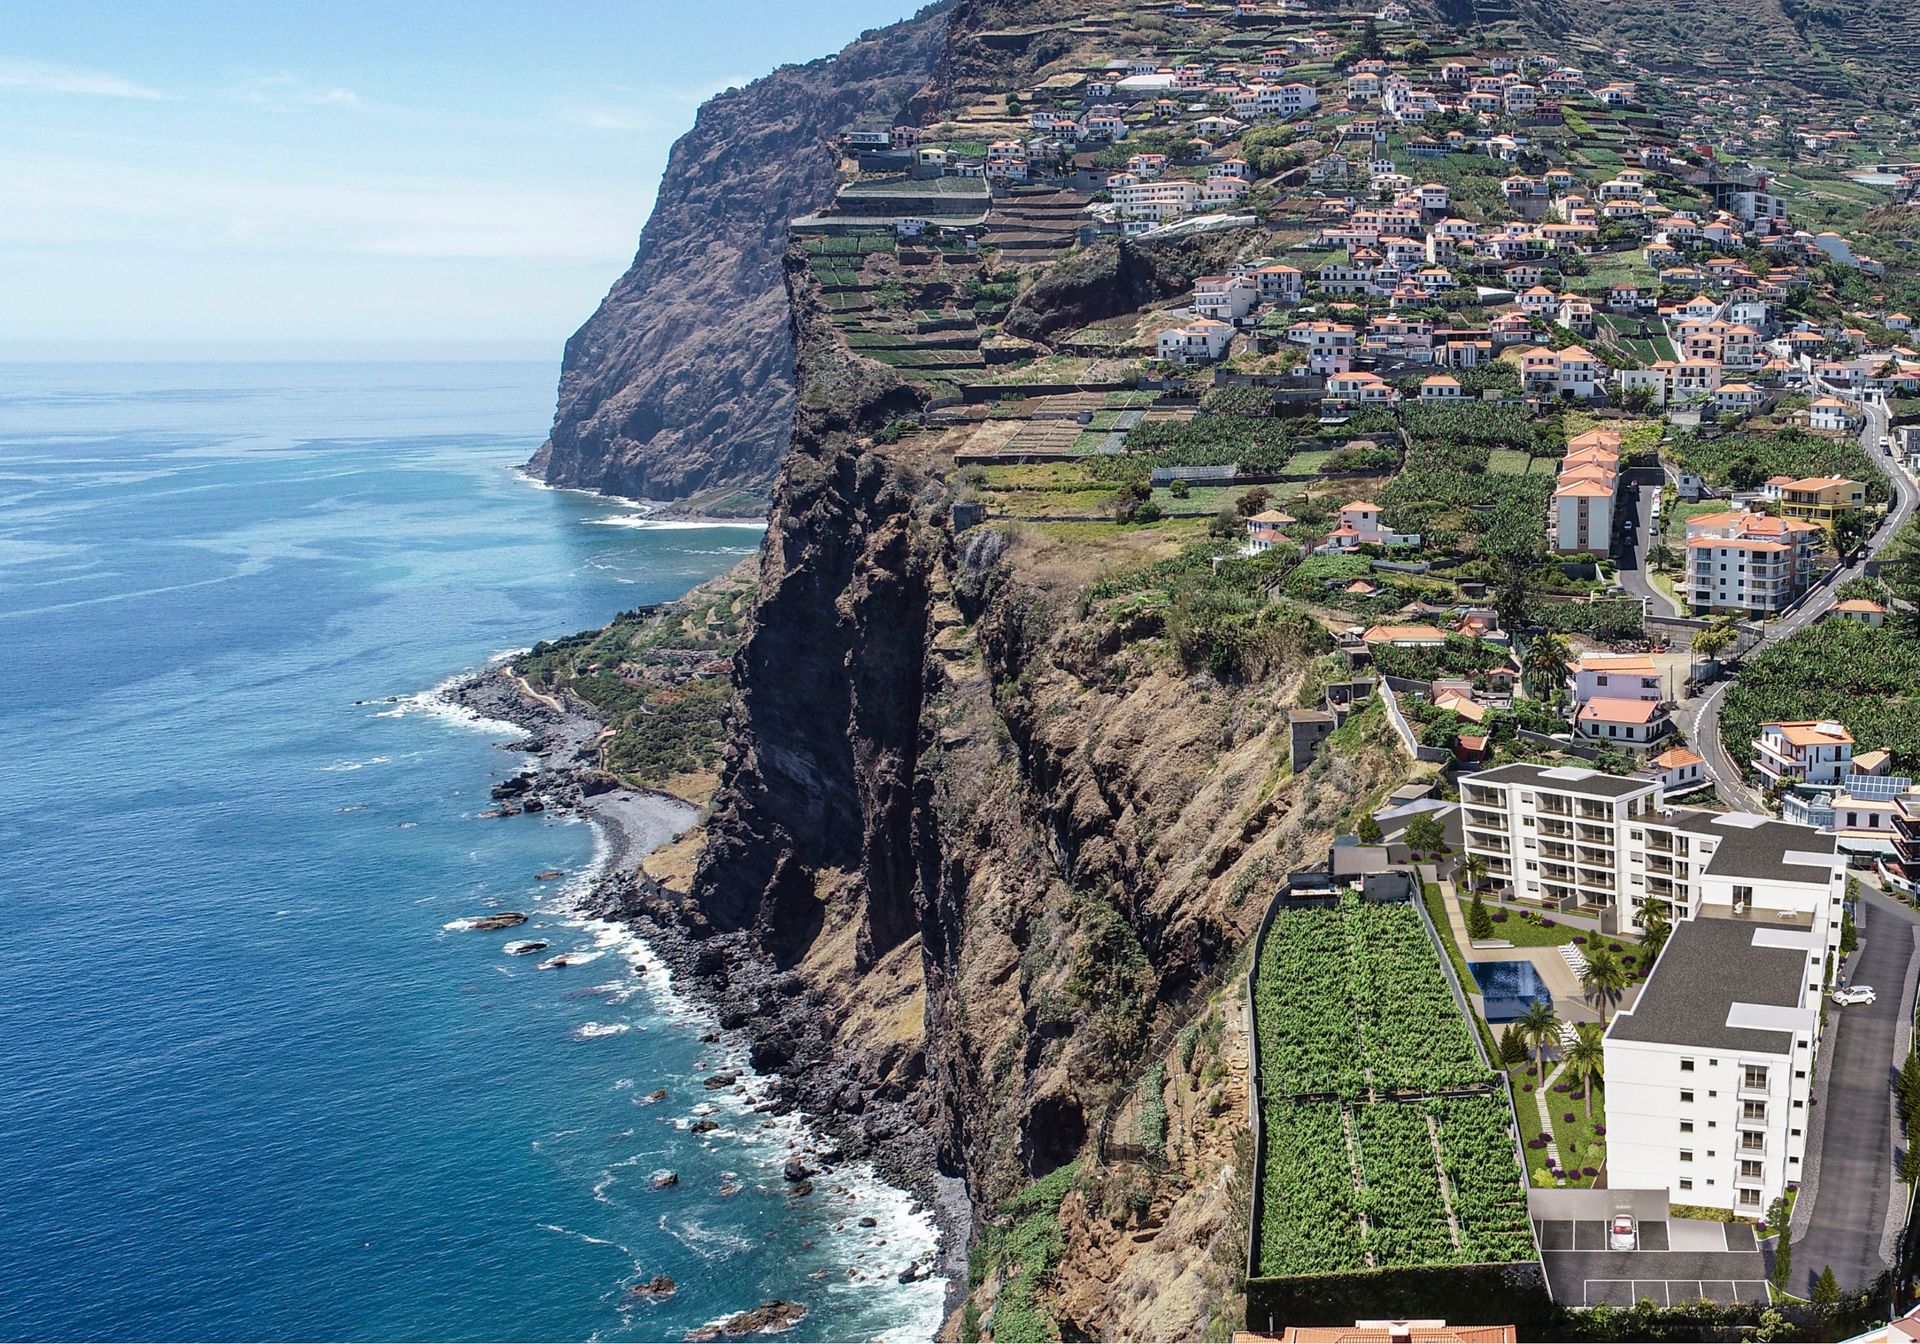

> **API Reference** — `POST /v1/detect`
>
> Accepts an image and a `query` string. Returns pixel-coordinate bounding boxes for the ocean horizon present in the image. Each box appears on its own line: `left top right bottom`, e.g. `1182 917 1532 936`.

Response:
0 361 946 1342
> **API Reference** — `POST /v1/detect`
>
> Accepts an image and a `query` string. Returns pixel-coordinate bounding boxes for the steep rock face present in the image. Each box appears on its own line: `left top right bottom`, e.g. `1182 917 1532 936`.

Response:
528 6 949 511
668 263 1412 1340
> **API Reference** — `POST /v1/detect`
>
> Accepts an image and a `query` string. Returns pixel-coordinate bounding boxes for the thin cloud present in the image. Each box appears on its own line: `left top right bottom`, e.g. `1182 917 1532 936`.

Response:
560 76 748 131
0 58 167 100
229 73 361 108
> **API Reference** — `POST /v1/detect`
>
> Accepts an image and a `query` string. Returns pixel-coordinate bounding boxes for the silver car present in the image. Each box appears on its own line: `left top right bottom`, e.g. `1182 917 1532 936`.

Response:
1609 1214 1637 1251
1832 985 1876 1006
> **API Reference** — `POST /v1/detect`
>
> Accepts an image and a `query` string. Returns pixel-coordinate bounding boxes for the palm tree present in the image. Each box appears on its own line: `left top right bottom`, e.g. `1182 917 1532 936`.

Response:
1565 1022 1606 1118
1523 632 1572 701
1649 540 1678 575
1518 998 1561 1080
1639 900 1672 962
1457 852 1489 895
1582 946 1630 1024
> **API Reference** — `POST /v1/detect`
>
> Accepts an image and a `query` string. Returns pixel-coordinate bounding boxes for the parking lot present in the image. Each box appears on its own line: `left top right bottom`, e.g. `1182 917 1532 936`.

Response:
1535 1217 1769 1307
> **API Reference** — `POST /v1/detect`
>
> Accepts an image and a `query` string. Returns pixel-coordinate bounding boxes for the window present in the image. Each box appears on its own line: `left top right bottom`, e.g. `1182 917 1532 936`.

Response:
1744 1066 1769 1090
1678 1178 1693 1192
1739 1188 1762 1209
1679 1149 1693 1162
1679 1121 1694 1134
1681 1090 1695 1104
1680 1058 1695 1072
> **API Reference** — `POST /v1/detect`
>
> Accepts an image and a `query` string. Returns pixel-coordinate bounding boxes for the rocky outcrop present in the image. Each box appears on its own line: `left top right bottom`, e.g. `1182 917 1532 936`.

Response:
1001 233 1252 345
527 6 951 511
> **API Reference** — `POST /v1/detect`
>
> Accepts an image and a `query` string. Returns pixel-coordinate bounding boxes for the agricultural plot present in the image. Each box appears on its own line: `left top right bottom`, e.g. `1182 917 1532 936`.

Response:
1252 896 1533 1279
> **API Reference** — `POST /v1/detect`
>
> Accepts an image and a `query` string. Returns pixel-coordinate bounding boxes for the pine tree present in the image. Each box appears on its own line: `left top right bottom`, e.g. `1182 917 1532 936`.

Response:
1903 1144 1920 1191
1356 814 1383 845
1770 1229 1793 1292
1901 1052 1920 1129
1812 1265 1840 1307
1466 893 1495 941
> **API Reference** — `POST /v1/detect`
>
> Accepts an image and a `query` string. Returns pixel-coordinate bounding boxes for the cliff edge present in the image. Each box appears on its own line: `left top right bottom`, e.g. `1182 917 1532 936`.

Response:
526 4 950 514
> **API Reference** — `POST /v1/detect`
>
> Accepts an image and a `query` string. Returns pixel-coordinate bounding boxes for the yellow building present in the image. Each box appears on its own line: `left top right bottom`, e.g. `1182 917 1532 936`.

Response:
1779 475 1865 524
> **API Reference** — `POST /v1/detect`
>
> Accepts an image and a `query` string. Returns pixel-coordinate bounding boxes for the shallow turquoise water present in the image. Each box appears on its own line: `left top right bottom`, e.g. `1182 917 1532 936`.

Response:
0 363 944 1341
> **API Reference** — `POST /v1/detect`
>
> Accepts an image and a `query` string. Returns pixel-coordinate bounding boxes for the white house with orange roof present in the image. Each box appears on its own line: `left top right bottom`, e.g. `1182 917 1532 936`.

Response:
1420 373 1464 401
1808 397 1858 434
1576 697 1671 750
1643 745 1706 796
1156 318 1234 364
1325 371 1397 404
1519 345 1602 397
1254 263 1303 303
1755 720 1854 787
1830 598 1888 627
1316 499 1420 553
1243 508 1297 555
1571 652 1664 707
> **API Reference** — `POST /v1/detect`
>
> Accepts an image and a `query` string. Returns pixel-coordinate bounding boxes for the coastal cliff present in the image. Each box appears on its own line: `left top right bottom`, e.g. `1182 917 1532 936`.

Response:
607 245 1412 1338
526 5 951 514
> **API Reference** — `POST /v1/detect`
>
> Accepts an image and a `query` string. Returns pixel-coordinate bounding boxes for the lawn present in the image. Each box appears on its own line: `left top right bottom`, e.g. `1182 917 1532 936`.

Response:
1506 1062 1607 1188
1547 1079 1609 1184
1481 905 1583 947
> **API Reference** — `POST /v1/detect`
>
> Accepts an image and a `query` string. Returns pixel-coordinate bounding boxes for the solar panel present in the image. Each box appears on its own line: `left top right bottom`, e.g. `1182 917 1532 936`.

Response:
1844 773 1914 800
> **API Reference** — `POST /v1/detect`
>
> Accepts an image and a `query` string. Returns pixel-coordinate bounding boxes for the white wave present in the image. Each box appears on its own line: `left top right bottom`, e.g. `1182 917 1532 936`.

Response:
320 755 391 772
586 514 768 532
537 950 603 969
535 1222 633 1256
658 1212 756 1260
573 1021 631 1040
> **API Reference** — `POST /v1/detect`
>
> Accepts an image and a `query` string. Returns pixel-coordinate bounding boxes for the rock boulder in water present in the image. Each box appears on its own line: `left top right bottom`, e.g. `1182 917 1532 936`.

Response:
502 940 549 956
464 912 527 931
627 1275 677 1300
650 1170 679 1189
686 1301 807 1341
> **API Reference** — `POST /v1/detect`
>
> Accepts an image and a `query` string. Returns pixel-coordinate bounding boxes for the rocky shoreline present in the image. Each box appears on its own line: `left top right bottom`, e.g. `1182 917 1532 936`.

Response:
445 665 972 1313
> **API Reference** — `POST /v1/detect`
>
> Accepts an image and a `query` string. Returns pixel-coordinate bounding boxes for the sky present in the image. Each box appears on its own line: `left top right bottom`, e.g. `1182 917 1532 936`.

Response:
1 1 925 360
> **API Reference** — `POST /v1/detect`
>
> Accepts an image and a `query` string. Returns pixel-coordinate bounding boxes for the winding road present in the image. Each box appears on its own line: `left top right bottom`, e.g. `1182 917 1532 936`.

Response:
1674 391 1919 815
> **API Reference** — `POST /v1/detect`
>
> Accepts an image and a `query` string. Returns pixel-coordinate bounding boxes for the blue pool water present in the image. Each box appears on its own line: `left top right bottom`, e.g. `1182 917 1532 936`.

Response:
1470 959 1554 1022
0 362 944 1341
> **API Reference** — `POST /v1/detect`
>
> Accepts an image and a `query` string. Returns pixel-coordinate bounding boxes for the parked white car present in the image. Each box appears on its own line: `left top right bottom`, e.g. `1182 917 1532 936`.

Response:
1832 985 1876 1006
1609 1214 1637 1251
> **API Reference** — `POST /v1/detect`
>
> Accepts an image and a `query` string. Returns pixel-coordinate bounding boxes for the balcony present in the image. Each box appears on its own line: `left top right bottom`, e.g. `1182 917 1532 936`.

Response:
1541 840 1574 861
1539 798 1573 818
1540 819 1574 839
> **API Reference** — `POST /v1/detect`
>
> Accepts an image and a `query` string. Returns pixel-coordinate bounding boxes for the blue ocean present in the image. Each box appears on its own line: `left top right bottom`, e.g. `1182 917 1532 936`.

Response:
0 363 945 1342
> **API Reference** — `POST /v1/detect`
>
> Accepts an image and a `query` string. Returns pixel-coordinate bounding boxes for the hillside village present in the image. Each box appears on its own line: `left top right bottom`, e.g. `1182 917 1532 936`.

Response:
760 0 1920 1336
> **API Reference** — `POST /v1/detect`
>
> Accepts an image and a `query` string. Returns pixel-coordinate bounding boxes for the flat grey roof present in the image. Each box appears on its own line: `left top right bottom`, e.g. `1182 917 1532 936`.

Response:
1465 762 1657 799
1608 916 1813 1054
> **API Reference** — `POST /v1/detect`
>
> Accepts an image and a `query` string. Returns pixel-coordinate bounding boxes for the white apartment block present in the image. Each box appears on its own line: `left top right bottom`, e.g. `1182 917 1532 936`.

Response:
1607 910 1833 1216
1458 763 1845 943
1463 764 1843 1214
1111 179 1200 222
1683 510 1821 616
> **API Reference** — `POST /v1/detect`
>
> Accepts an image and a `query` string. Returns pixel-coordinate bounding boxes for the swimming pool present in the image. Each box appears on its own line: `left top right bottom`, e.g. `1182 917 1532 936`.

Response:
1470 959 1553 1022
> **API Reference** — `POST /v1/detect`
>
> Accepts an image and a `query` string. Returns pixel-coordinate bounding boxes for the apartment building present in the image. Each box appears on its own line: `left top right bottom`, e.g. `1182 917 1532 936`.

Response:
1606 912 1829 1215
1552 428 1620 554
1110 179 1201 222
1458 762 1845 943
1682 509 1822 615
